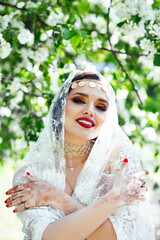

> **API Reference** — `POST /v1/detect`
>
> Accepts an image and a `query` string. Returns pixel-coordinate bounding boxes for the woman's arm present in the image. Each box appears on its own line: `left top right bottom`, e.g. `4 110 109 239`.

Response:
42 191 119 240
5 161 147 240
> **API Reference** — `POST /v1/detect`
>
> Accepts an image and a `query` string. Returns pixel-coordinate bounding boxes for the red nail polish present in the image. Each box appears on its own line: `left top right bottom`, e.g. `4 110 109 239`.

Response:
6 191 9 195
6 204 9 207
26 172 30 175
123 158 128 163
4 200 8 203
13 210 16 213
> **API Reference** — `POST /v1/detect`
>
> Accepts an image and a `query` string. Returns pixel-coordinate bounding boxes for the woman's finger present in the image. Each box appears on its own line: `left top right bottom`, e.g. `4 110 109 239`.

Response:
26 172 39 182
6 183 29 195
120 158 128 174
14 199 37 213
133 170 149 180
5 189 29 203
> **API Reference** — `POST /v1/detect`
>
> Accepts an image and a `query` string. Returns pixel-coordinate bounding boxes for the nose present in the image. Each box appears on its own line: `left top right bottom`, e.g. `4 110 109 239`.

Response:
82 104 94 117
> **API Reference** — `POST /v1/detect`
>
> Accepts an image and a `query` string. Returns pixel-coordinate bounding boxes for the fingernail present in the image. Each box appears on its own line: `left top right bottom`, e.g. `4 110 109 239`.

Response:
26 172 30 175
123 158 128 163
13 210 16 213
4 200 8 203
145 170 149 175
6 191 9 195
6 204 9 208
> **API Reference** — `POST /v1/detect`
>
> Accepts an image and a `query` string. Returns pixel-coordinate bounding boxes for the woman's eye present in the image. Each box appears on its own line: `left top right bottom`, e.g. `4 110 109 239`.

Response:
72 98 85 104
96 105 107 111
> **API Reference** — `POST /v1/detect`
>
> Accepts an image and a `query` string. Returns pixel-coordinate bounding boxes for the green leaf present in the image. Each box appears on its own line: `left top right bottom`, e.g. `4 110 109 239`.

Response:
77 0 90 13
155 165 160 173
70 33 81 48
63 28 76 40
117 20 127 28
154 54 160 66
37 5 47 13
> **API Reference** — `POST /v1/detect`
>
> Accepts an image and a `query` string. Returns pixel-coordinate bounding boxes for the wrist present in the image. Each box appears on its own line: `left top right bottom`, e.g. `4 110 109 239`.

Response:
103 190 122 209
64 196 84 215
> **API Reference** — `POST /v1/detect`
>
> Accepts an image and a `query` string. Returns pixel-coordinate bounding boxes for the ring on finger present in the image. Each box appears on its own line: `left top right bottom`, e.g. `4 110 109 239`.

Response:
24 202 27 209
140 180 146 187
18 184 22 191
141 185 148 191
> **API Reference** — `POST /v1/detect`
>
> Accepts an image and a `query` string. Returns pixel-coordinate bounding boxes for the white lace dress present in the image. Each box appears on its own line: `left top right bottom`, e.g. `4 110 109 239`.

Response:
13 144 155 240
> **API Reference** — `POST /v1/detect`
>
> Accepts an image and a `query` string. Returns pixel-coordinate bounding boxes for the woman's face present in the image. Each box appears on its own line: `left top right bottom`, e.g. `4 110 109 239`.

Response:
64 80 109 144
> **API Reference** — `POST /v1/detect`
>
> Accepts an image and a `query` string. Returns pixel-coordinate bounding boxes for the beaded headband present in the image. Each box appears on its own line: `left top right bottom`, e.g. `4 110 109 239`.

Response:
71 79 108 92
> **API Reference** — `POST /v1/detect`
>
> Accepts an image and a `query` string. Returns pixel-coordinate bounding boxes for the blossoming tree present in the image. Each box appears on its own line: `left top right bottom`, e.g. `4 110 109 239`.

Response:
0 0 160 198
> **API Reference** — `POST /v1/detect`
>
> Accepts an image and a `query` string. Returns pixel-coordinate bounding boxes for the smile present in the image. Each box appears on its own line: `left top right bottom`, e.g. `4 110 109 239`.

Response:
76 118 95 129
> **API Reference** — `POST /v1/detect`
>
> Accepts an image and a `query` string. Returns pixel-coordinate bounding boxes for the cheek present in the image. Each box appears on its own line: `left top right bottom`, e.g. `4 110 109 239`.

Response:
97 112 107 125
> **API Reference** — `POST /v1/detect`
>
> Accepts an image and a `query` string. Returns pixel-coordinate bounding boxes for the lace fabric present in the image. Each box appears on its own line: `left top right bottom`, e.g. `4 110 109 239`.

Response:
13 70 155 240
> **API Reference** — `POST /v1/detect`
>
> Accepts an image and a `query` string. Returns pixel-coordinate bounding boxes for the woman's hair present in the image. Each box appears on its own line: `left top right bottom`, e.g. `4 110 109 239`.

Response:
72 72 100 81
52 72 100 139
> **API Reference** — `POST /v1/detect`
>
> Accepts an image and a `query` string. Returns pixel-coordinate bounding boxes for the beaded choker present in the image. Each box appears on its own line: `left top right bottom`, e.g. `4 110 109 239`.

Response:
64 141 94 157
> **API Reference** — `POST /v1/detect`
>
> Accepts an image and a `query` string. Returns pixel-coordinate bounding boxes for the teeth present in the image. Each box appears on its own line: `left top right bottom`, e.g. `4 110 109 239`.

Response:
78 120 93 126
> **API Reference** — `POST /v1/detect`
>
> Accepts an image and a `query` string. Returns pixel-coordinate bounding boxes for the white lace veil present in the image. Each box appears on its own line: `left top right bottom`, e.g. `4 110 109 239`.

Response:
14 70 125 200
13 69 155 240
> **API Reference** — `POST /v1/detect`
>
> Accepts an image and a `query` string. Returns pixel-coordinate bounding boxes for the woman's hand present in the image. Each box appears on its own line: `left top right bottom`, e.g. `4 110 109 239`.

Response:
5 172 74 213
108 159 148 206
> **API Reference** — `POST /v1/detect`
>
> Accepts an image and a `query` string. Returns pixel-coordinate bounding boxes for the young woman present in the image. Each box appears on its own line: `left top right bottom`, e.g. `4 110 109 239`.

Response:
5 71 155 240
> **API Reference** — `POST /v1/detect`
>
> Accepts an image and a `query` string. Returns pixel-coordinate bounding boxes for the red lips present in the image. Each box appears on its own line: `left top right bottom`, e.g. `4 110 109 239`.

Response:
76 117 95 129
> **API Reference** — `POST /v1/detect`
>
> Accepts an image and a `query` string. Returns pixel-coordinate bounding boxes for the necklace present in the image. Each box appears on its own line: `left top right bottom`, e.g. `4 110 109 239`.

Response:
65 141 94 171
66 158 87 171
64 141 94 157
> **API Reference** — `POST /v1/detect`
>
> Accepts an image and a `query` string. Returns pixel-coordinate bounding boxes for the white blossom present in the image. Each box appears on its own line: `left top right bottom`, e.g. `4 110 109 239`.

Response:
11 19 24 29
137 0 155 21
92 39 102 51
141 127 157 141
119 20 145 47
0 34 12 59
0 15 10 30
37 97 45 107
12 139 27 151
0 107 11 117
10 90 24 108
26 1 41 9
133 108 146 118
17 2 25 8
140 38 155 53
153 24 160 37
147 67 160 84
83 14 107 34
18 28 34 45
88 0 110 12
63 63 76 73
123 123 136 135
148 112 159 122
30 47 49 63
8 77 22 94
62 40 75 54
116 89 128 100
46 10 64 26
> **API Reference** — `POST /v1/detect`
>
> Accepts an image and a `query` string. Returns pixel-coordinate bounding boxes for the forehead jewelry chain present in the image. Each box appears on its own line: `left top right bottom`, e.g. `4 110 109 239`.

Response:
71 79 108 92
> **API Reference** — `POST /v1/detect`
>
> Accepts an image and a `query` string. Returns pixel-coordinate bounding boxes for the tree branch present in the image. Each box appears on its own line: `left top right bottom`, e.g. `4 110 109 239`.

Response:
100 47 148 57
0 1 49 27
0 1 26 10
106 0 143 104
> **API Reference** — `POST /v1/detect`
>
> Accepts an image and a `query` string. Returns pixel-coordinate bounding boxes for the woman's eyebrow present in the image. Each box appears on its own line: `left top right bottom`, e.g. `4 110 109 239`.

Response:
72 92 88 97
72 92 108 105
98 98 109 105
